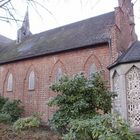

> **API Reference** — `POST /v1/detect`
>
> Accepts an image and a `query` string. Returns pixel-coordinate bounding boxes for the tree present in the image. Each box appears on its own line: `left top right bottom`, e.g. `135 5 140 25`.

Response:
0 0 53 22
48 73 115 134
48 73 139 140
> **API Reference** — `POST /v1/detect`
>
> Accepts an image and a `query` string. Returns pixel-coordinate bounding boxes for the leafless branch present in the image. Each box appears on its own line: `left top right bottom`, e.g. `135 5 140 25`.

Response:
28 0 43 19
0 16 22 21
133 0 138 5
27 0 53 16
0 0 10 8
0 0 55 23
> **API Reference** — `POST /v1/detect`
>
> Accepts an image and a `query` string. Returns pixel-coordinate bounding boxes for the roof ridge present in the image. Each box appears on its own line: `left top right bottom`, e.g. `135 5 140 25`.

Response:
0 11 115 64
31 11 115 37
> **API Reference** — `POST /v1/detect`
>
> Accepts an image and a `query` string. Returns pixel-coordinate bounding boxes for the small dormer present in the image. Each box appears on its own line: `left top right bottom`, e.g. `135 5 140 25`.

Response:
17 9 32 43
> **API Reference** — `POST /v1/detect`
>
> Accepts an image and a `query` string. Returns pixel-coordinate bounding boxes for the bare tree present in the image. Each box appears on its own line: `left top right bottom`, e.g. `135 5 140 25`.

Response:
0 0 139 23
0 0 53 23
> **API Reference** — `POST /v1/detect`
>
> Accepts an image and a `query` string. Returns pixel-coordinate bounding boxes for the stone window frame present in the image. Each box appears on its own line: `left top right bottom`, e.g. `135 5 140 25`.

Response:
55 68 63 82
49 59 66 83
110 64 140 132
28 70 35 91
88 63 97 78
7 73 13 92
112 71 121 114
83 54 102 78
125 66 140 129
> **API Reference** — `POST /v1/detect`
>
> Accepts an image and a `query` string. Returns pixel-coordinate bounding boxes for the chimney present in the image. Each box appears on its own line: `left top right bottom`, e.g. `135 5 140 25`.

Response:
115 0 137 52
118 0 134 23
17 8 32 43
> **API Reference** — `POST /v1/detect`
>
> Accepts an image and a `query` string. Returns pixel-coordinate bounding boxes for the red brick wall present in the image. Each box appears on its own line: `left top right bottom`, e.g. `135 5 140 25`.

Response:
113 0 136 58
0 0 137 122
0 44 110 122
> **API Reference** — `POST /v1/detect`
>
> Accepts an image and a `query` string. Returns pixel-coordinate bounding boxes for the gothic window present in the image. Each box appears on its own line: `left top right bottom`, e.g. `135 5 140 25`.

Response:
7 73 13 92
113 72 121 114
28 71 35 90
88 63 97 78
126 66 140 128
56 68 62 82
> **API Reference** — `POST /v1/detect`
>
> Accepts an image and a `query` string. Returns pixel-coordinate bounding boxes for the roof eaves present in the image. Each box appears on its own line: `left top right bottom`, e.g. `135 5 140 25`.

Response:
108 41 137 70
0 38 110 65
108 59 140 70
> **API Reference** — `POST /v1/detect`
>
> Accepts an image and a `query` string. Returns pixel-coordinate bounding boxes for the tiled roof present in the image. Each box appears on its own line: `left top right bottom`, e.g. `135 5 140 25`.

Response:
0 35 13 53
0 35 12 44
0 12 115 64
108 41 140 69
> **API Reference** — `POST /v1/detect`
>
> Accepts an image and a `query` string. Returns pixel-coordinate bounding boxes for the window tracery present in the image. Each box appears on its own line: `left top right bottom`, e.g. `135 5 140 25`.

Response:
126 66 140 128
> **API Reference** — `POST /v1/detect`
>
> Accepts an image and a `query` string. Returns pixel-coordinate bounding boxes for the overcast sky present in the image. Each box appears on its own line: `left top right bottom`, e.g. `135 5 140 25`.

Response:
0 0 139 40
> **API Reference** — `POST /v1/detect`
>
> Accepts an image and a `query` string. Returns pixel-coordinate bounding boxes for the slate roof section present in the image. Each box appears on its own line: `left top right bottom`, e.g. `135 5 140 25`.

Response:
0 12 115 64
0 35 13 44
108 41 140 69
0 35 13 53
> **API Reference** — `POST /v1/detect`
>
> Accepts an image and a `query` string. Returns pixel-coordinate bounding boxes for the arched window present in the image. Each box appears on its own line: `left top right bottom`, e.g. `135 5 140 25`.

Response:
28 71 35 90
126 66 140 128
7 73 13 92
88 63 97 78
113 71 121 114
56 68 62 82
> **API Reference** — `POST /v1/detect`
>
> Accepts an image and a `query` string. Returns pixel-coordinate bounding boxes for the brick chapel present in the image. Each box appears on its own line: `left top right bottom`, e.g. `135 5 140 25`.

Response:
0 0 140 132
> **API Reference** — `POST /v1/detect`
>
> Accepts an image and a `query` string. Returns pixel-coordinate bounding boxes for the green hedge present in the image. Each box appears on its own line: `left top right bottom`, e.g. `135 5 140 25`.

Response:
1 100 24 122
0 96 8 111
0 113 12 124
13 116 41 131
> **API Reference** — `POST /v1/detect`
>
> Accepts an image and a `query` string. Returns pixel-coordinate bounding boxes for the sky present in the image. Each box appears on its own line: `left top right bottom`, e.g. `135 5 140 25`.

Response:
0 0 139 40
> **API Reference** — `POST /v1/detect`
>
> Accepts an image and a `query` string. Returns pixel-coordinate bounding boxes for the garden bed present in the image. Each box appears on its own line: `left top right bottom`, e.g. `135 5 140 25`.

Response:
0 123 60 140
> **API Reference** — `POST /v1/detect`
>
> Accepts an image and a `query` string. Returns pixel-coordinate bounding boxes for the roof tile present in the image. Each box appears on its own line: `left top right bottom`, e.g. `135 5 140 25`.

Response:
0 12 115 64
